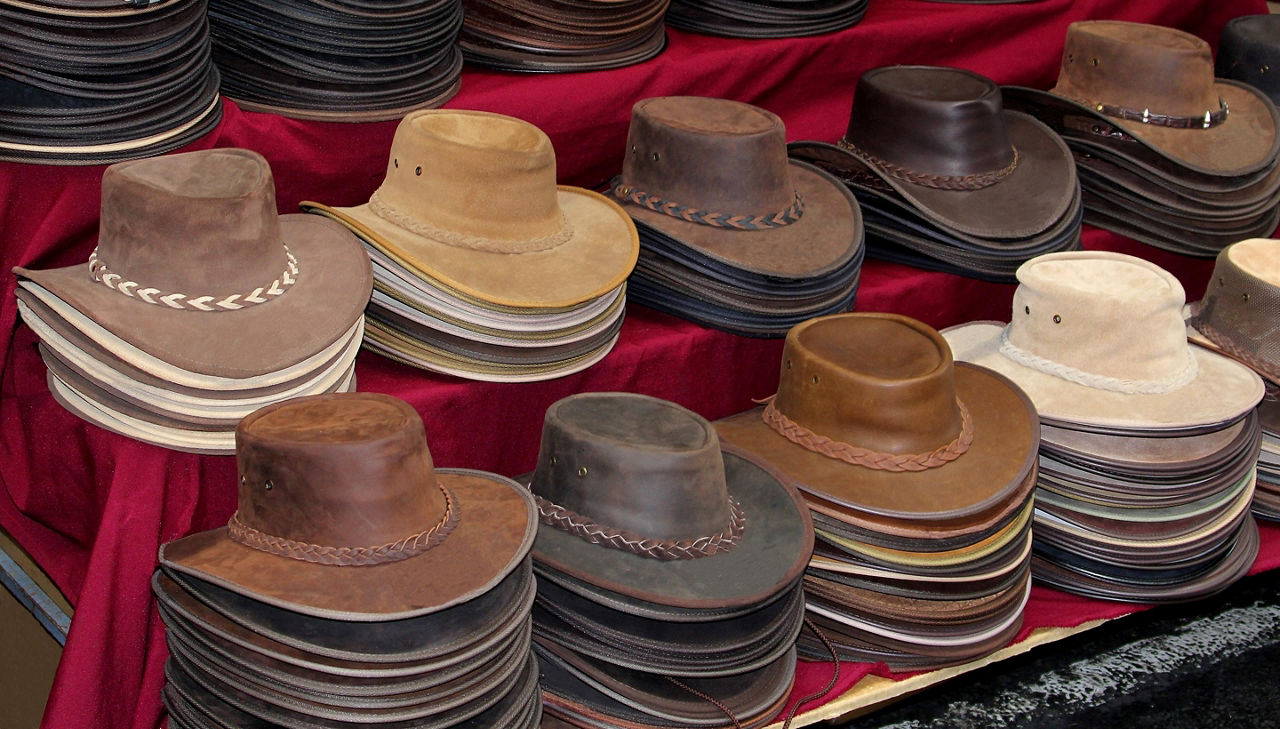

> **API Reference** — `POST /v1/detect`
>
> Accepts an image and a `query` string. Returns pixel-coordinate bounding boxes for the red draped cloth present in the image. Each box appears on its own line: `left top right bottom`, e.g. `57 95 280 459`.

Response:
0 1 1273 727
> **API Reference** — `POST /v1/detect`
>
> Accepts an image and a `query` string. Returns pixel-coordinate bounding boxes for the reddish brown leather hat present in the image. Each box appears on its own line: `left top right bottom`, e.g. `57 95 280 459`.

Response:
526 392 813 610
14 148 372 378
160 392 536 621
794 65 1077 240
716 313 1038 522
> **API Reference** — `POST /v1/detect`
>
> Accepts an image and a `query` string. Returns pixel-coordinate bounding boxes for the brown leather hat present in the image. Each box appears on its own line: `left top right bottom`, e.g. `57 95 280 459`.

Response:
609 96 862 279
1045 20 1279 176
1186 238 1280 384
526 392 813 610
792 65 1077 239
160 392 536 620
14 148 372 378
716 313 1038 521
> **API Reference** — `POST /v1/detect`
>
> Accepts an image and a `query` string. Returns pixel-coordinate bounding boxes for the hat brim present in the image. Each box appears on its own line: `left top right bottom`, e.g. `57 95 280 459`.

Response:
943 321 1265 433
715 363 1038 522
528 447 813 611
622 160 863 279
14 214 372 378
1011 80 1280 177
160 468 536 621
304 186 638 310
789 111 1076 240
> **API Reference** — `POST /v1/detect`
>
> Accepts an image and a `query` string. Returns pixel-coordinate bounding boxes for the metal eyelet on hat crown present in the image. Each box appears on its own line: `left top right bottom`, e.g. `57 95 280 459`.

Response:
415 166 422 176
785 359 792 370
1091 58 1100 67
577 466 588 477
550 456 558 466
1025 305 1031 315
1053 314 1062 324
1243 292 1251 302
811 375 820 384
1219 277 1226 286
239 475 246 486
651 152 660 162
264 479 274 491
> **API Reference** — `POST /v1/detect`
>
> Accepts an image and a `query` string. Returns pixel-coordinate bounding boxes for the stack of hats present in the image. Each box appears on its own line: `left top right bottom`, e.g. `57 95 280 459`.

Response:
944 251 1265 602
790 66 1082 283
1002 21 1280 257
524 392 815 728
457 0 669 72
608 96 864 338
305 110 638 382
1185 237 1280 519
664 0 867 39
1217 14 1280 107
716 313 1039 669
0 0 222 164
207 0 462 121
13 149 371 454
153 393 542 729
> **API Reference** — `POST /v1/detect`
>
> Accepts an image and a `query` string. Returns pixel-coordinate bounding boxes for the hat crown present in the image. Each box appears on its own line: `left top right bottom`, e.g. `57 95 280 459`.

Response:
620 96 794 217
1007 252 1191 382
1195 239 1280 376
844 65 1016 178
374 110 564 246
95 149 289 297
773 314 964 455
1052 21 1219 118
1217 15 1280 102
234 393 449 551
528 393 732 541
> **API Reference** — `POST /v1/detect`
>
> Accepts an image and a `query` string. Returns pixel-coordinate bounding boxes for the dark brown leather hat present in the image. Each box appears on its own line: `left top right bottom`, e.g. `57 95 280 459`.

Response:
716 313 1038 522
526 392 813 610
160 392 536 620
1218 15 1280 107
610 96 862 280
791 65 1076 240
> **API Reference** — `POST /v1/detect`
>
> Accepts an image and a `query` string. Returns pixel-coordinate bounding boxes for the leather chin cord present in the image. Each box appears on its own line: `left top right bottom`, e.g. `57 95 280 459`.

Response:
664 616 842 729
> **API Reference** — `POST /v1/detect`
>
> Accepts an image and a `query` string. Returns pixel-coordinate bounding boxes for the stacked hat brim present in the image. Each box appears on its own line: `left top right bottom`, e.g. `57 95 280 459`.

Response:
1001 21 1280 258
790 66 1083 284
944 252 1265 602
526 393 814 728
611 97 865 338
305 109 638 382
12 149 371 454
0 0 222 164
458 0 669 72
155 394 543 729
665 0 867 39
716 313 1039 670
1184 237 1280 520
208 0 462 121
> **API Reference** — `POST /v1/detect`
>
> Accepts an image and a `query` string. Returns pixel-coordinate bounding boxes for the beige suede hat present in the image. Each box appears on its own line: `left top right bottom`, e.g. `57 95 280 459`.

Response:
305 109 639 310
1186 238 1280 385
944 251 1265 433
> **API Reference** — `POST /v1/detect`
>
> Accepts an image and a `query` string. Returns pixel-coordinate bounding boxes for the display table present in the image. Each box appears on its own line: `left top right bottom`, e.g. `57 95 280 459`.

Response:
0 0 1271 727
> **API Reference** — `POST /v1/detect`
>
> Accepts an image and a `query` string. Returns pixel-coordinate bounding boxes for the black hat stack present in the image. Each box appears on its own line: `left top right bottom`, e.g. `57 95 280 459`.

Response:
664 0 868 39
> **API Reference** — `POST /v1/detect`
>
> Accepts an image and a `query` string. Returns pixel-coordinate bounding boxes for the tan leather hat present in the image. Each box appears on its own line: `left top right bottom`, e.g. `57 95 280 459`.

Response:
716 313 1038 522
305 109 638 310
160 392 536 620
944 251 1265 433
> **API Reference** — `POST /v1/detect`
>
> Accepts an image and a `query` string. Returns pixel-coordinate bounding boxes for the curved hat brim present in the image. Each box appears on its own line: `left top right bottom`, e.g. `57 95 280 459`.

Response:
622 160 863 279
304 186 638 310
944 321 1265 433
160 469 536 621
715 363 1039 522
1014 80 1280 178
14 214 372 378
529 448 813 611
789 111 1077 240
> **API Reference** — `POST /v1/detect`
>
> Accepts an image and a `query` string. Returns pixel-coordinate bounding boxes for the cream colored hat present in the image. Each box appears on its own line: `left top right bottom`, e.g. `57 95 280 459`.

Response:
305 109 638 310
943 251 1264 433
1186 238 1280 385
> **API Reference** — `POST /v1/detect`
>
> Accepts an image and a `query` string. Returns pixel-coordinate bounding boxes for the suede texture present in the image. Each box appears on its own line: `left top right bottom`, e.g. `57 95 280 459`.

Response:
715 313 1039 521
944 252 1265 432
14 149 372 378
308 109 638 309
1188 238 1280 383
162 393 537 620
1218 14 1280 106
527 394 814 610
1049 21 1280 176
616 96 863 278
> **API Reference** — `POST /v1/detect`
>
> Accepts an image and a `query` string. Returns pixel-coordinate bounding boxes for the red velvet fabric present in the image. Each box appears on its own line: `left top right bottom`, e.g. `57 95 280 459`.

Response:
0 0 1270 727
